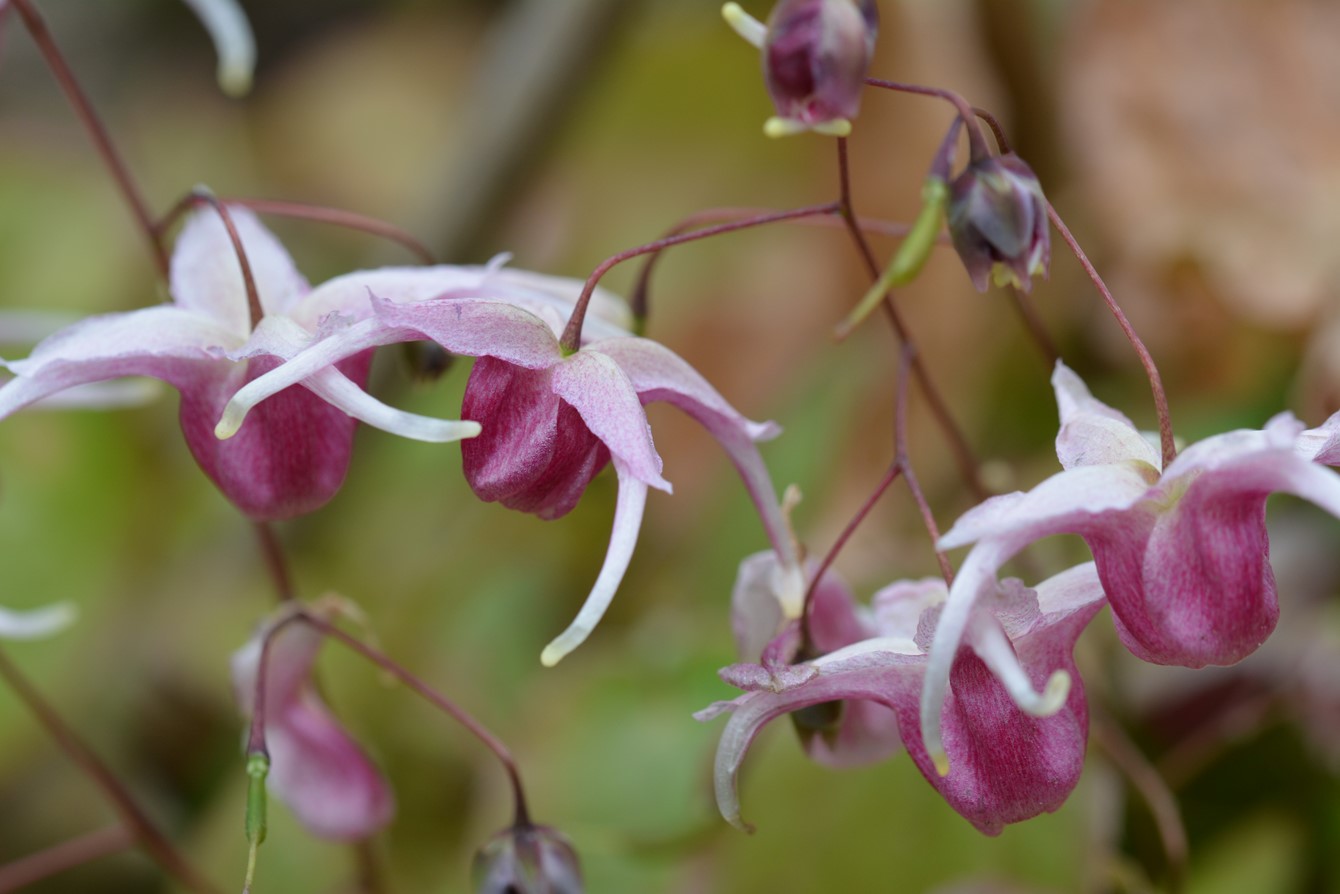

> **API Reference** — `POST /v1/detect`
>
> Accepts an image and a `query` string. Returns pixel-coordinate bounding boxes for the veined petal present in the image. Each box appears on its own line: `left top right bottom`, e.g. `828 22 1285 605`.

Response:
0 602 76 640
1052 362 1160 471
288 265 503 332
594 337 798 571
919 539 1016 776
374 295 564 368
171 207 309 331
486 268 633 340
0 306 236 420
697 660 912 830
1296 410 1340 465
550 350 668 492
179 0 256 97
540 459 649 666
938 462 1152 550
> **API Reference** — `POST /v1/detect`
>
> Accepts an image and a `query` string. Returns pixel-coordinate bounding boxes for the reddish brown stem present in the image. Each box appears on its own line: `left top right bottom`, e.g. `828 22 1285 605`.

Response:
188 190 264 329
628 206 924 328
0 824 133 893
834 138 989 502
891 346 954 585
254 522 295 603
1047 203 1176 467
558 203 840 352
864 78 992 163
0 649 221 894
9 0 168 277
1092 712 1188 894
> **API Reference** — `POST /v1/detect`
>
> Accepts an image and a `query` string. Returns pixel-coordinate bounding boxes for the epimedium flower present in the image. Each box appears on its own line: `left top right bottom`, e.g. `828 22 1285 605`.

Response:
231 602 394 841
214 286 800 666
698 561 1105 835
921 361 1340 783
722 0 879 138
729 550 902 767
0 205 578 521
947 152 1050 293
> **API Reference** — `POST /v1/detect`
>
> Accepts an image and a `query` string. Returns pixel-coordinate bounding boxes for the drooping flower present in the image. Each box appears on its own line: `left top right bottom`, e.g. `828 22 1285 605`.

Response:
231 604 394 841
215 288 800 665
698 562 1105 835
722 0 879 137
920 362 1340 782
0 206 566 520
947 153 1050 293
728 550 901 767
472 823 584 894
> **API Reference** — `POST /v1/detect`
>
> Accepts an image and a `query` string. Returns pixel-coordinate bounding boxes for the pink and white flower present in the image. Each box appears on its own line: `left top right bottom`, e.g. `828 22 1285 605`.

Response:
699 560 1104 835
215 286 799 665
919 362 1340 775
231 605 394 841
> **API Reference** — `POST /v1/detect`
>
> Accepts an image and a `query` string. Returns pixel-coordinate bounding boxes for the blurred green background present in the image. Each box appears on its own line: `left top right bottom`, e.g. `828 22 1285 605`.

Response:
1 0 1338 891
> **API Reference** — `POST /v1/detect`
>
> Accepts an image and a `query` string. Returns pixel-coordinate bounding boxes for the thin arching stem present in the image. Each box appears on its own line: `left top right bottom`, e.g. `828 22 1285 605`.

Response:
254 522 295 603
891 346 953 586
834 138 989 502
0 649 221 894
156 194 436 265
1091 711 1188 894
628 206 928 329
0 824 133 891
558 203 840 352
9 0 168 277
187 190 264 329
863 78 992 163
1047 203 1176 467
248 609 533 828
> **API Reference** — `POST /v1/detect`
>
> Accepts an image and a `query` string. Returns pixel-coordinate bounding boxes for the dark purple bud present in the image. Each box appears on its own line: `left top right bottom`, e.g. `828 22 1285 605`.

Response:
472 824 584 894
947 153 1050 293
762 0 878 134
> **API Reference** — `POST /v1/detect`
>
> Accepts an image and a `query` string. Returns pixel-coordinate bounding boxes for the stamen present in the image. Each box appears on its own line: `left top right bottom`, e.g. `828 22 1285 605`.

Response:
721 2 766 48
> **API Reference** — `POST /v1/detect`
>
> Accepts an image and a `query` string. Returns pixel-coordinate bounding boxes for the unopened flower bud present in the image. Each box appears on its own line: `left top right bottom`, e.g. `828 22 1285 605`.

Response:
947 153 1051 293
763 0 878 136
472 824 584 894
725 0 877 137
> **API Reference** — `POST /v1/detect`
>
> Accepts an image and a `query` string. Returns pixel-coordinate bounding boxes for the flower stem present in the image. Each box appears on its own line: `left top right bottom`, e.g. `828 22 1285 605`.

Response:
0 824 133 891
9 0 168 277
156 193 437 265
1091 711 1188 894
1005 284 1060 370
833 138 988 501
183 189 264 329
250 608 533 829
0 648 220 894
892 346 953 586
1046 203 1176 467
306 614 533 828
254 522 295 603
627 206 923 332
558 203 840 353
863 78 993 163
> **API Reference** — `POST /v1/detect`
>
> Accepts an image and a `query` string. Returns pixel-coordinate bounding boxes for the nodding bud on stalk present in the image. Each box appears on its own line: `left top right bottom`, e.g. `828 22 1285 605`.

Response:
724 0 878 137
472 824 584 894
947 153 1051 293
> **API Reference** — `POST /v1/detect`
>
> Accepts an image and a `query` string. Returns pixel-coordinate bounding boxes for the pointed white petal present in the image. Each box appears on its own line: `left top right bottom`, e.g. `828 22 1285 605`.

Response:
0 603 77 640
540 460 648 666
180 0 256 96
